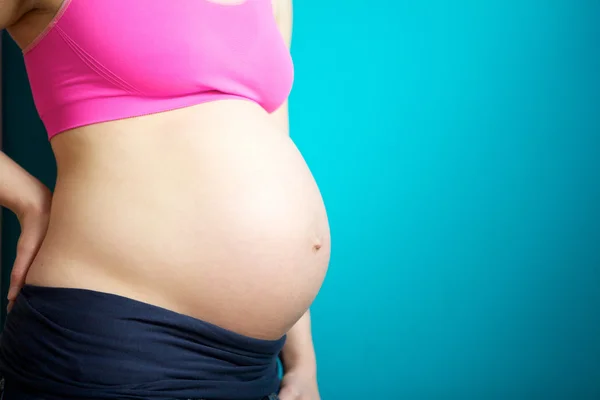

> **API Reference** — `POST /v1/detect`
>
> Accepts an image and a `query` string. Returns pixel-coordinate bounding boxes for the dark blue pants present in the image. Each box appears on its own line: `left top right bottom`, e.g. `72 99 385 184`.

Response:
0 379 280 400
0 285 285 400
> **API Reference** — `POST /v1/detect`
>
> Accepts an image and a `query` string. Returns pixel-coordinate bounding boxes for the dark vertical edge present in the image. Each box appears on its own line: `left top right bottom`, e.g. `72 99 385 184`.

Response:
0 33 4 313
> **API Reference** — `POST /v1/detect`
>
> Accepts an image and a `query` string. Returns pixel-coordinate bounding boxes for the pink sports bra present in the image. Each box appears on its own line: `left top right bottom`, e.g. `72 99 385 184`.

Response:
23 0 294 139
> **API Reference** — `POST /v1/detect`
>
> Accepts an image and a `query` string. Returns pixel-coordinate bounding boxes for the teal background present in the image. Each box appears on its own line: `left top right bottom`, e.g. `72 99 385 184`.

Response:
2 0 600 399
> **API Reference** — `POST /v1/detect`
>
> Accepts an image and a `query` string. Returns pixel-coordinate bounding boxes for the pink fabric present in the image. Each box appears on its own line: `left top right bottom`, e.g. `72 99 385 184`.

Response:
24 0 294 139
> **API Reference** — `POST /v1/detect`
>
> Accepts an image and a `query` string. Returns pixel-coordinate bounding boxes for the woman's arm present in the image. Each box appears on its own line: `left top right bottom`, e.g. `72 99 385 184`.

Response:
0 0 33 29
0 151 52 309
0 2 49 214
280 309 317 375
279 310 320 399
0 152 50 217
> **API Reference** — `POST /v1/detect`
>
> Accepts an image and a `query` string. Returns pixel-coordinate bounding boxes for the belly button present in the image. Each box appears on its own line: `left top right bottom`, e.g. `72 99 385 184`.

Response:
312 239 322 252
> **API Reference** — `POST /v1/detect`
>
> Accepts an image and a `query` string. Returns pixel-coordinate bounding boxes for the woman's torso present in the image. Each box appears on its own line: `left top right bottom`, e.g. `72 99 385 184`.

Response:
8 0 330 340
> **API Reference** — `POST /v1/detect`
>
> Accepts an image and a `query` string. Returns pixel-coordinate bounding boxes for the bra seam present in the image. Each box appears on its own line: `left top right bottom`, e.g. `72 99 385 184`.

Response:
55 26 145 95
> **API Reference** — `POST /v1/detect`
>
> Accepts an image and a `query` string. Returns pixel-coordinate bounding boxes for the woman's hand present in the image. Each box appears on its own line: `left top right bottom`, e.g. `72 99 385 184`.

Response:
7 189 52 312
278 369 321 400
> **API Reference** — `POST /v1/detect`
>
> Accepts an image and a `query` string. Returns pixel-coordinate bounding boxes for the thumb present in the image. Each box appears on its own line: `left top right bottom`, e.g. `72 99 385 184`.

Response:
8 238 38 301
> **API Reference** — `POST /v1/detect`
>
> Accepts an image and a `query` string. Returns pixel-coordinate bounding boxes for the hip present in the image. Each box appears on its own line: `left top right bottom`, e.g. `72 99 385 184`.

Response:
0 285 284 400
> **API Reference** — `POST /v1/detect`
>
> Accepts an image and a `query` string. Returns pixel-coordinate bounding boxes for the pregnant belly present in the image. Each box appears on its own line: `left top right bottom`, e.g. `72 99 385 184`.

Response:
27 102 330 339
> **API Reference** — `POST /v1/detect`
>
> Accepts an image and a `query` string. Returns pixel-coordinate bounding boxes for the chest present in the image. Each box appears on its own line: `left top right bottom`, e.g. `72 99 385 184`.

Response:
59 0 292 94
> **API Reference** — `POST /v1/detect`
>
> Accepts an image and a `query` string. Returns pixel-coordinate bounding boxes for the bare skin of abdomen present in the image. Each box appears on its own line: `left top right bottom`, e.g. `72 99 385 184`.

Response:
25 100 331 340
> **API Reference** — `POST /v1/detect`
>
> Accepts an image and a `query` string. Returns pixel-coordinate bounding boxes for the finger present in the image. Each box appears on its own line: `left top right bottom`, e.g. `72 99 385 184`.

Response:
8 241 38 300
7 282 23 302
15 232 42 270
9 259 28 300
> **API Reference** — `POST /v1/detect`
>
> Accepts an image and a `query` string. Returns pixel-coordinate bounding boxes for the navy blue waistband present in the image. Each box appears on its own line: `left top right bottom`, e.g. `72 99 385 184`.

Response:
0 285 286 400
